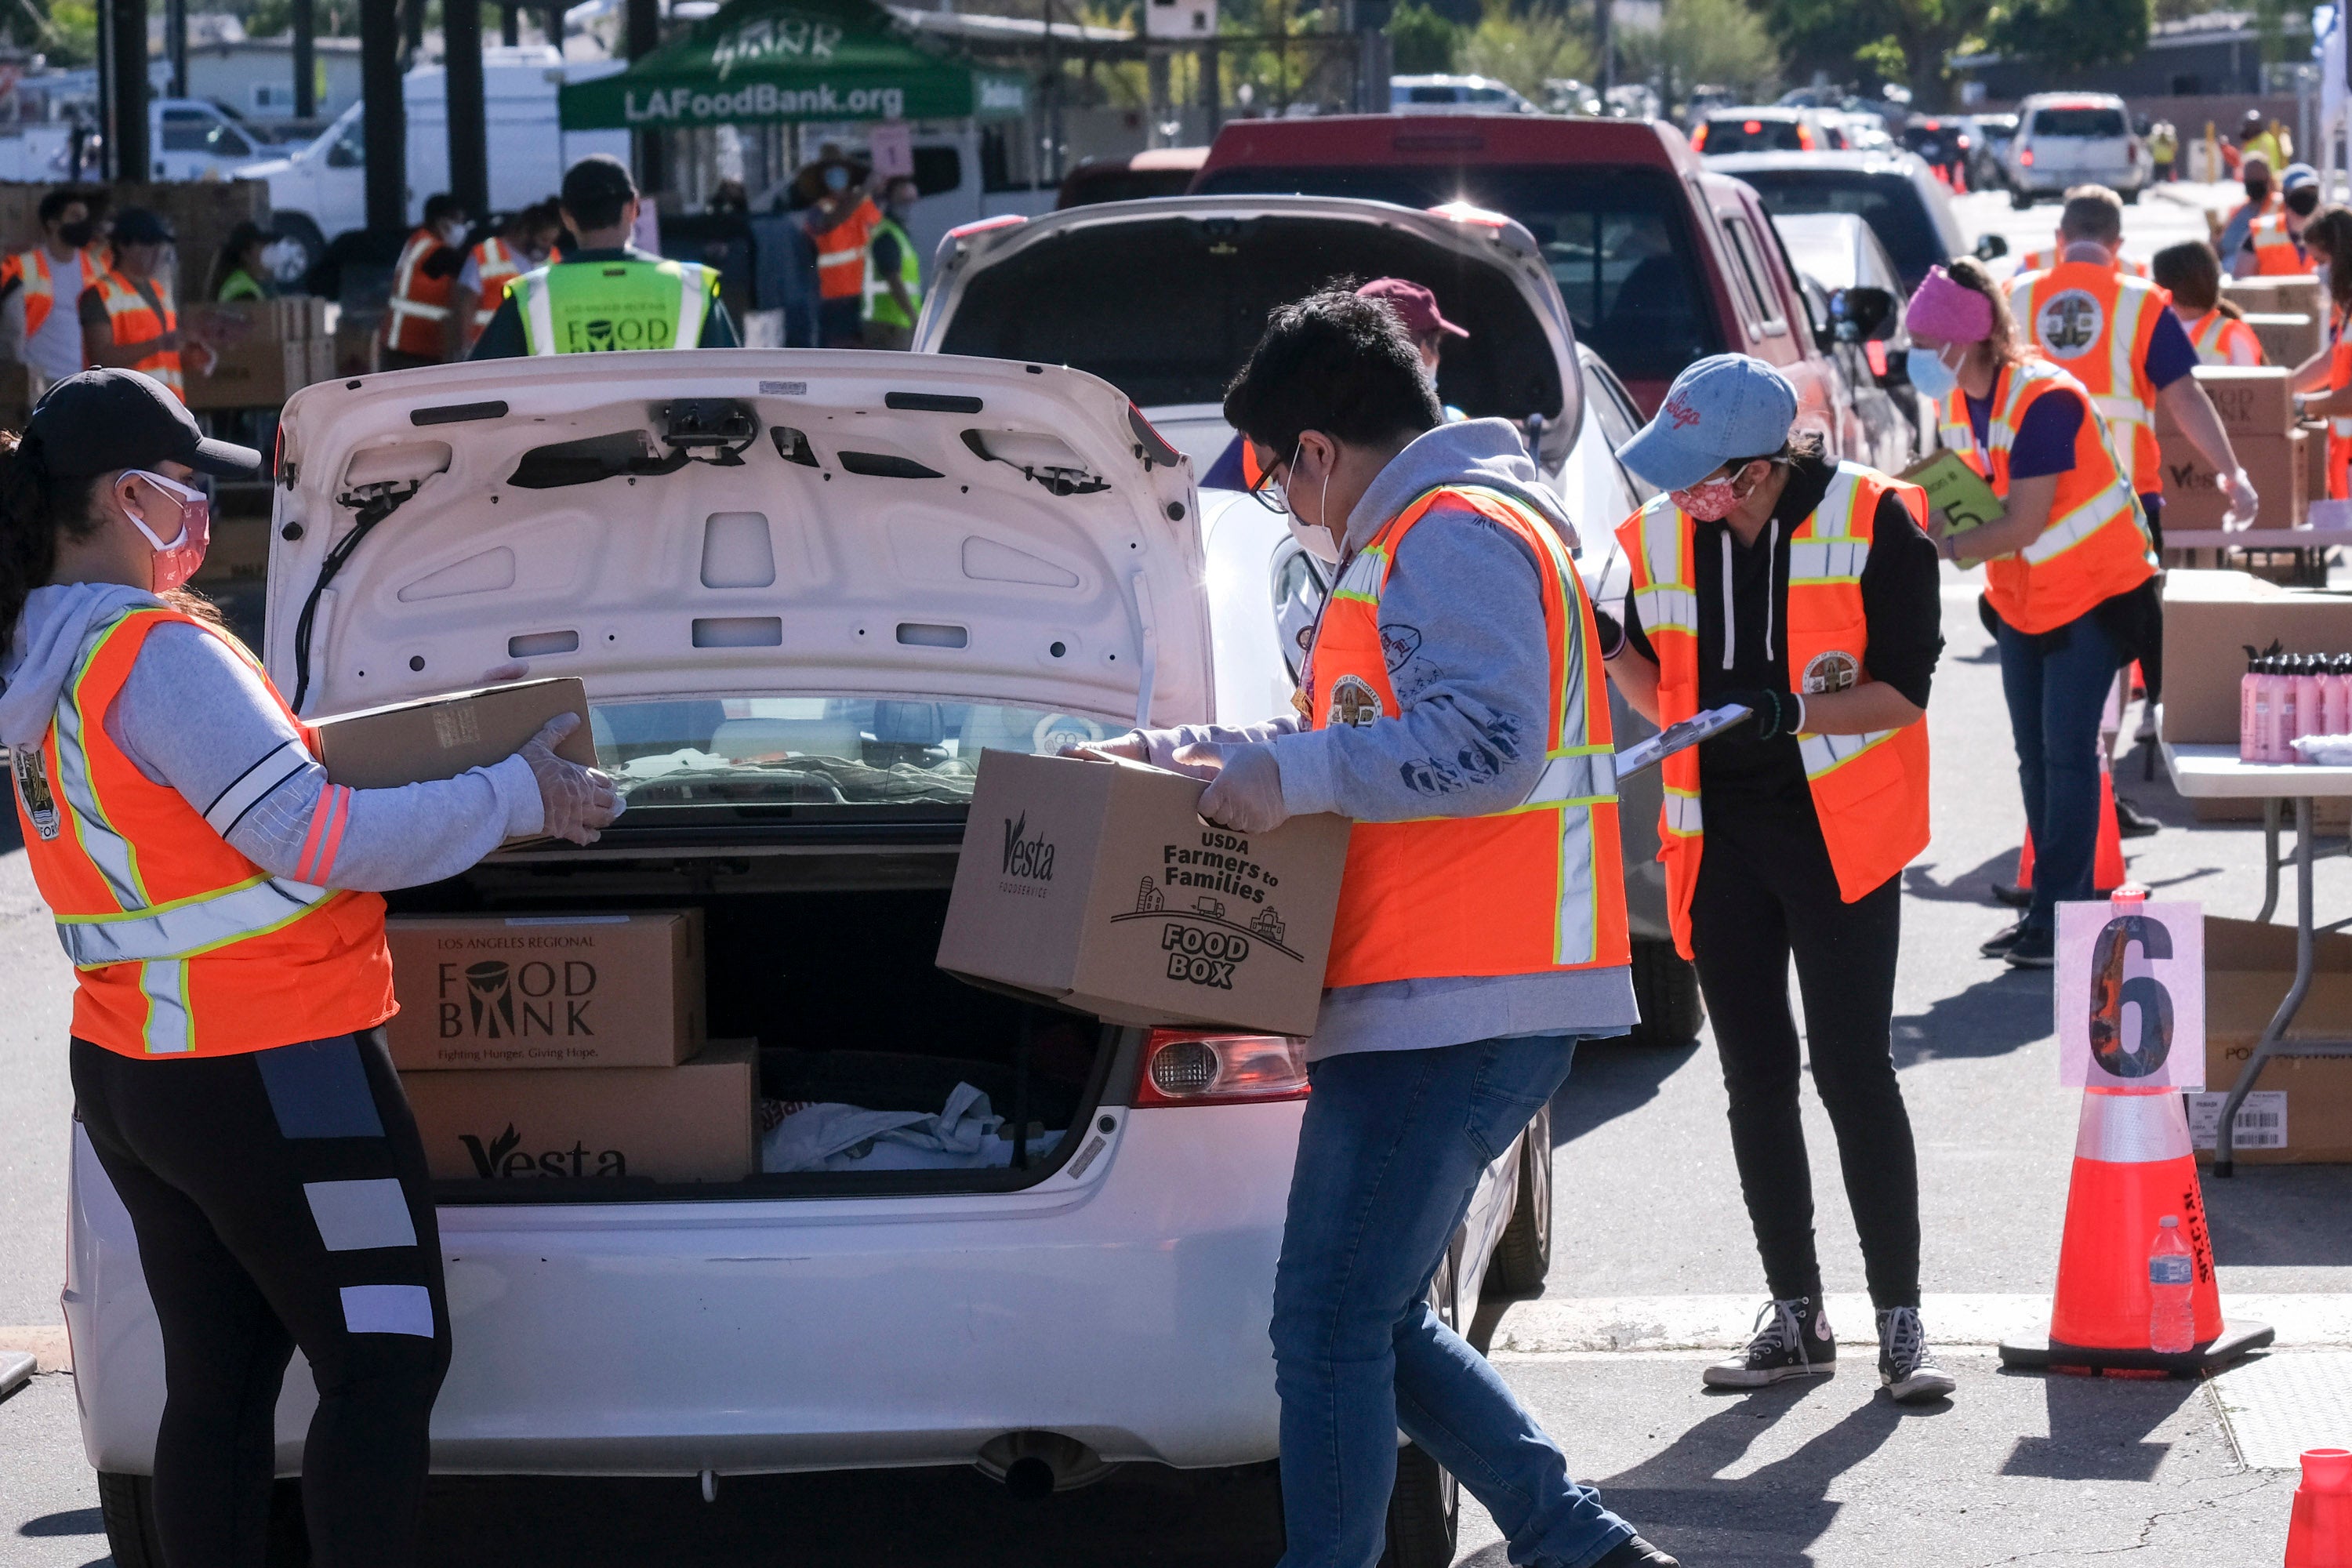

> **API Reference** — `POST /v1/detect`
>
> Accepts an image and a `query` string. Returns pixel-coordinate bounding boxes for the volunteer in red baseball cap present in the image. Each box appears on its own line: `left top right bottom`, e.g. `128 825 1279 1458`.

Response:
1356 277 1467 379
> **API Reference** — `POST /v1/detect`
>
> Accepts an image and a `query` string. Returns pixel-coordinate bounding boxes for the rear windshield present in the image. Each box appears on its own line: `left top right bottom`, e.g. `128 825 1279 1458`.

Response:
1058 165 1199 208
593 697 1112 814
937 212 1567 419
2031 107 2126 139
1726 168 1947 290
1704 117 1806 154
1187 163 1723 383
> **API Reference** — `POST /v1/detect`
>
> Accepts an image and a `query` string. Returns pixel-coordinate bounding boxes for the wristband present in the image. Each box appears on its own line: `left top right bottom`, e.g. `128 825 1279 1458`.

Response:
1787 691 1807 736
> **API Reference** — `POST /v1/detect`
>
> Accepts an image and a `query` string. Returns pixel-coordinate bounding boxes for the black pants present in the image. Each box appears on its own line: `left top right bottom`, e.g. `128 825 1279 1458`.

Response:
73 1029 450 1568
1687 800 1922 1309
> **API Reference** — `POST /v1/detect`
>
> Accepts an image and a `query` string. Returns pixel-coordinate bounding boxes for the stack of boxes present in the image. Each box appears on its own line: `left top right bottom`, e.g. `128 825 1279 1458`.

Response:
2222 274 2326 369
2157 365 2305 535
181 296 336 411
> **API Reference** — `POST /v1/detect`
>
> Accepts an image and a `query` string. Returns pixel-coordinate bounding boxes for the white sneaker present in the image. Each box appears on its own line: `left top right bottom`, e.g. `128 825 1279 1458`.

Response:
1878 1306 1957 1402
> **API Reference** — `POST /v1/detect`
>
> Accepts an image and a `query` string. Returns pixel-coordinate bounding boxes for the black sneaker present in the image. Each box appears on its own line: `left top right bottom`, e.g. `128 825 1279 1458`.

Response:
1878 1306 1957 1403
1980 920 2027 956
2114 797 2161 837
1991 880 2032 909
1703 1296 1836 1388
1595 1537 1681 1567
2006 927 2056 969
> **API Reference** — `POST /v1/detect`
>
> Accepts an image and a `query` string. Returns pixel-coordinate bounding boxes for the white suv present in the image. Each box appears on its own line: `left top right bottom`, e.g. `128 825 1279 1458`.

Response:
2005 93 2145 209
67 350 1555 1568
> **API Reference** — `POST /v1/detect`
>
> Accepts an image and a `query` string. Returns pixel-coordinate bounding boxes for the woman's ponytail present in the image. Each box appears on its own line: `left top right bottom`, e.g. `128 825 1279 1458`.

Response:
0 426 100 652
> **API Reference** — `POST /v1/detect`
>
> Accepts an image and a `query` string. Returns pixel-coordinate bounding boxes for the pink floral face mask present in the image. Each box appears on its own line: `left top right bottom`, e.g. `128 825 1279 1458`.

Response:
1670 469 1747 522
118 469 211 593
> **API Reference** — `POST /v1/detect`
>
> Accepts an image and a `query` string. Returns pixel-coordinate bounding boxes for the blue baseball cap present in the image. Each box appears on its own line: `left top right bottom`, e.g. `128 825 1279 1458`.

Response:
2284 162 2320 192
1618 354 1799 492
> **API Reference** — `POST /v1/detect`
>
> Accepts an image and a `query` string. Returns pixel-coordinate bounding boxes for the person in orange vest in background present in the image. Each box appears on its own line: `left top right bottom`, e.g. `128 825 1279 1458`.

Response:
448 200 562 358
2153 240 2267 365
80 209 208 404
1906 262 2165 968
0 189 103 398
2288 207 2352 499
0 368 621 1568
1080 288 1679 1568
381 193 470 370
1600 355 1951 1405
2012 185 2151 279
2238 162 2324 278
2216 154 2280 264
802 154 878 347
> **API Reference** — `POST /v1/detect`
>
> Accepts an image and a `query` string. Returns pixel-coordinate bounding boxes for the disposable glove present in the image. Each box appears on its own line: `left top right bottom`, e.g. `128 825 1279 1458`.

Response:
2217 468 2259 531
517 713 623 845
1710 688 1804 743
1175 741 1289 833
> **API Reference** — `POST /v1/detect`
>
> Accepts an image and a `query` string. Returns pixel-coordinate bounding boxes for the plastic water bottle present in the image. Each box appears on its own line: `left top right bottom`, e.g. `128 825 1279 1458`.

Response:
2149 1215 2196 1354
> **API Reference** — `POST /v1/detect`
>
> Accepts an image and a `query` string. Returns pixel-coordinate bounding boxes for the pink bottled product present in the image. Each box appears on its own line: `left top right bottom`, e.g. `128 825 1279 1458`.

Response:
2295 659 2324 750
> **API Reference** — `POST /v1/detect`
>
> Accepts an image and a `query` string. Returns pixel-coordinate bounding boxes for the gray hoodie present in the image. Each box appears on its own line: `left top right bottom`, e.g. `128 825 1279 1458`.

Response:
1131 419 1638 1058
3 583 542 896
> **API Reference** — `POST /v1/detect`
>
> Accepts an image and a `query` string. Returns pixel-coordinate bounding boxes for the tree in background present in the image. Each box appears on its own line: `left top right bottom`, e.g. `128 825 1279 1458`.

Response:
1459 0 1594 99
1619 0 1781 104
1985 0 2150 73
1765 0 1989 107
1388 1 1465 71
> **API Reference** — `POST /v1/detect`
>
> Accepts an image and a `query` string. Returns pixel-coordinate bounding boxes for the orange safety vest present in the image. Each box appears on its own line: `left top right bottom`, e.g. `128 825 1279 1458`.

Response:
1302 485 1628 986
91 267 182 401
1935 357 2154 636
815 197 880 302
9 605 395 1058
2248 214 2320 276
1617 462 1933 960
2326 301 2352 501
13 245 98 339
2008 260 2169 494
2017 248 2149 280
467 235 525 341
383 226 458 358
2185 307 2266 366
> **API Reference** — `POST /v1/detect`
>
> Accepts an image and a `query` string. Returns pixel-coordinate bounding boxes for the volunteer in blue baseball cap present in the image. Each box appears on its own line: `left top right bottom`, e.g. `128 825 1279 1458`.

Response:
1599 353 1955 1403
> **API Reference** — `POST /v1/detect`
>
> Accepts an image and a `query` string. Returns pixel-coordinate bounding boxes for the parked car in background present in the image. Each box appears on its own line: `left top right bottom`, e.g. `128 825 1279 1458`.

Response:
1688 107 1843 154
1773 211 1930 467
1968 113 2019 191
1701 150 1990 292
1897 115 1970 182
2005 93 2146 207
1057 147 1207 208
1390 74 1541 114
1189 113 1861 435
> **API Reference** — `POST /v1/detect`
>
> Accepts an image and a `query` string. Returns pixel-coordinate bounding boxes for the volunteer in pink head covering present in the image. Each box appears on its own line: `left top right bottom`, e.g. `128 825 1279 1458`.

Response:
1901 260 2161 969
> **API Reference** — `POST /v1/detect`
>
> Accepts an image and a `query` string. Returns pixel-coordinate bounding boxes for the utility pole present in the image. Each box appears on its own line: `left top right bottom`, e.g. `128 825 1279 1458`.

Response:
627 0 664 195
1200 35 1219 136
1148 47 1169 148
293 0 316 118
100 0 147 182
165 0 188 97
402 0 426 62
503 4 521 46
1043 0 1063 183
361 0 408 232
447 0 489 216
546 2 567 54
1598 0 1613 98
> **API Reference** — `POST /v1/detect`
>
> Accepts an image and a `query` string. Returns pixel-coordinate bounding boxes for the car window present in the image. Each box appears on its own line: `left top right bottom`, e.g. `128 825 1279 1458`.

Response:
1704 117 1806 154
1192 162 1724 383
2031 107 2126 139
1581 356 1657 503
326 114 365 168
160 109 214 153
1717 212 1788 338
1407 85 1463 103
1729 168 1946 291
1271 548 1326 681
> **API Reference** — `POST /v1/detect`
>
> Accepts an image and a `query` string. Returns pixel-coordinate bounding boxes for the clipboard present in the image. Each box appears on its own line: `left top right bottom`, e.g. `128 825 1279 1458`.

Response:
1614 704 1753 777
1900 449 2004 566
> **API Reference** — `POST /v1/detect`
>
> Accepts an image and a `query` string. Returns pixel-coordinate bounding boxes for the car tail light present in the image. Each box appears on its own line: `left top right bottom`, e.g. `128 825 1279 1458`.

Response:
948 214 1027 241
1796 124 1816 150
1134 1030 1309 1106
2127 143 2140 165
1864 339 1888 378
1689 123 1708 150
1428 200 1510 227
2020 148 2034 166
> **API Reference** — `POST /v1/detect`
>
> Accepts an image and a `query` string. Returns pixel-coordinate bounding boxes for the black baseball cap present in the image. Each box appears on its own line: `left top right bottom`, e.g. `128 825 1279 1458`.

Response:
560 154 637 212
28 369 260 479
109 207 174 245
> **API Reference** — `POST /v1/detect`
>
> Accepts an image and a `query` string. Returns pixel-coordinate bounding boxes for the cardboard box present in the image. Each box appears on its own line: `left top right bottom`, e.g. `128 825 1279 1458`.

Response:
2155 366 2295 438
2227 274 2327 324
2160 569 2352 743
384 910 704 1070
401 1038 757 1183
183 299 331 411
2198 918 2352 1163
2242 312 2323 369
2158 428 2306 530
935 750 1350 1036
313 677 595 789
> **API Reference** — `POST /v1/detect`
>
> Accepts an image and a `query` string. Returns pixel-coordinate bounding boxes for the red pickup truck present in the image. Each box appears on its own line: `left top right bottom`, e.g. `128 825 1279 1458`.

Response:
1191 113 1870 452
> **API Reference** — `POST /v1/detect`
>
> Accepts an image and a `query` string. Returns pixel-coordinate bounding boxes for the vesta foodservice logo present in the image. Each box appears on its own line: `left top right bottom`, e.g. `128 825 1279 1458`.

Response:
1001 811 1055 881
456 1123 627 1178
442 960 597 1040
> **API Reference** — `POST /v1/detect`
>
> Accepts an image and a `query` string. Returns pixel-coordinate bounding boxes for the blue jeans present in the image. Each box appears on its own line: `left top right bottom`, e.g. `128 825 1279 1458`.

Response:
1994 608 2122 931
1271 1035 1634 1568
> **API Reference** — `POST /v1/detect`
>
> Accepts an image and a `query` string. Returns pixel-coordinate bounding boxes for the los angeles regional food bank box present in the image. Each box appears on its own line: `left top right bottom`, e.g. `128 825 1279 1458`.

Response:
935 750 1349 1036
383 911 704 1069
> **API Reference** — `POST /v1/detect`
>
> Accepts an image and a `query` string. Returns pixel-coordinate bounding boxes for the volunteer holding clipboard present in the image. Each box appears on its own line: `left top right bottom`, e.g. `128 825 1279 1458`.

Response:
1593 354 1951 1403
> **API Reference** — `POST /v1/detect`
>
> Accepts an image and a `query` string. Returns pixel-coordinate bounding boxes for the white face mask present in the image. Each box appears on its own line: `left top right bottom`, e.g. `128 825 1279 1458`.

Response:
1283 441 1342 563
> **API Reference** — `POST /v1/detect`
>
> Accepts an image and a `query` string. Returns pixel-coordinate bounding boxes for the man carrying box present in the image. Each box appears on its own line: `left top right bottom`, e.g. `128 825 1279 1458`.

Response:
1083 290 1672 1568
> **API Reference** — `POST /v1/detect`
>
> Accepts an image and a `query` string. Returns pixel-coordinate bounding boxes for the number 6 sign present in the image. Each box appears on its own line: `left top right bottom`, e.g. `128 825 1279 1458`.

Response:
2056 900 2205 1091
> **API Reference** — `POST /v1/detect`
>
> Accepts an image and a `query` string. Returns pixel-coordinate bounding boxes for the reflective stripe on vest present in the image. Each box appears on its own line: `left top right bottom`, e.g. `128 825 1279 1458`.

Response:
1304 485 1628 982
2249 215 2314 275
816 200 880 300
515 259 717 355
470 236 525 333
94 268 182 397
862 216 922 328
384 227 456 356
1614 463 1933 958
14 246 95 339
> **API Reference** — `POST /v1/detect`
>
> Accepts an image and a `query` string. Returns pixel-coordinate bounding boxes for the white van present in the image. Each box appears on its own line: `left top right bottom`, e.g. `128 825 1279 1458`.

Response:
2004 93 2145 209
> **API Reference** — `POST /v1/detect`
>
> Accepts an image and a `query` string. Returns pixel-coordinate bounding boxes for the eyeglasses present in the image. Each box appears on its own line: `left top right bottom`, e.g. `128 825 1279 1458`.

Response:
1247 443 1294 515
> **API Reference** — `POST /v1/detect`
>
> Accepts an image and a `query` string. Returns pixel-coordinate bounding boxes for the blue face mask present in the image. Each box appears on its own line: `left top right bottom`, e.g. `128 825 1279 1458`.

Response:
1906 344 1959 401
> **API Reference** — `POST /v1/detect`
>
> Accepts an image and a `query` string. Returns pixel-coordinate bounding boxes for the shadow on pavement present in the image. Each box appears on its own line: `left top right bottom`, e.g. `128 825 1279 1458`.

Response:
1893 971 2050 1065
1903 851 2026 906
2206 1165 2352 1268
1995 1367 2200 1481
1552 1039 1702 1149
17 1508 102 1537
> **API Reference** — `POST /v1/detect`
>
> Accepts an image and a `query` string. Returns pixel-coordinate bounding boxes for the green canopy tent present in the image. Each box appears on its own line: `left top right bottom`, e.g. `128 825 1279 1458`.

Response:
560 0 1031 129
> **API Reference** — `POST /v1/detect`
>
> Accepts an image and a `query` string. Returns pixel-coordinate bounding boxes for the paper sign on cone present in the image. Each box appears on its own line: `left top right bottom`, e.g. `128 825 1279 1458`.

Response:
2056 900 2205 1091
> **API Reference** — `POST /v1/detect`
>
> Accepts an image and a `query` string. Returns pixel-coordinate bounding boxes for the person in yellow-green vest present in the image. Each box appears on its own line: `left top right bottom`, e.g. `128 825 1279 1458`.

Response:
862 176 923 350
470 154 739 359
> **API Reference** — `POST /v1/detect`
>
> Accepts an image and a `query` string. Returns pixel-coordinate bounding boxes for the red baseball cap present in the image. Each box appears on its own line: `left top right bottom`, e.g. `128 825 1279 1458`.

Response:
1357 278 1469 340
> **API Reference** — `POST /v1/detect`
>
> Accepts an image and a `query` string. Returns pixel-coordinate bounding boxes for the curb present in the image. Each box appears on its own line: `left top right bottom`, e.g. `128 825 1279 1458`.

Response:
0 1325 70 1373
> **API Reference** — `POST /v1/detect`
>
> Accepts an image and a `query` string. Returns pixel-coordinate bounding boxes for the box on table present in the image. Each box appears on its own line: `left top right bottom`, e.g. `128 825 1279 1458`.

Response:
187 338 314 411
2226 273 2327 322
2158 428 2306 529
2155 366 2295 438
384 911 703 1070
313 677 594 789
2161 570 2352 743
2194 919 2352 1163
401 1038 756 1183
935 750 1350 1036
2242 313 2322 368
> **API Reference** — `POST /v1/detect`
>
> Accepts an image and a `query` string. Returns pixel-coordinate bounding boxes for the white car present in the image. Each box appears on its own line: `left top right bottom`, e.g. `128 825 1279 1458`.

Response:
2005 93 2147 209
69 350 1556 1568
1390 74 1541 115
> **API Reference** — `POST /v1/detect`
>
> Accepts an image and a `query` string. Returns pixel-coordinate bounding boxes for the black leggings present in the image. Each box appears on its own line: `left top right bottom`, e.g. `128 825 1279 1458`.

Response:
1687 801 1922 1310
73 1029 450 1568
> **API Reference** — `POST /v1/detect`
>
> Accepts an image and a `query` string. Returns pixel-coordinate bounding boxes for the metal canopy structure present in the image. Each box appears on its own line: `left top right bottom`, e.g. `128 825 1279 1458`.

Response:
557 0 1029 129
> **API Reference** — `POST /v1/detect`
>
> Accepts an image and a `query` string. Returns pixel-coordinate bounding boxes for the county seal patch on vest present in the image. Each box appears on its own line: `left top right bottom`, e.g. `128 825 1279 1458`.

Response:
1800 649 1861 695
10 744 59 840
2036 290 2104 358
1326 673 1383 728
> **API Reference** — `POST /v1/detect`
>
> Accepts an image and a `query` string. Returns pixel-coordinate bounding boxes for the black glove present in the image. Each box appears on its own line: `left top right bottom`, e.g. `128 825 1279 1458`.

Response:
1591 605 1628 660
1713 688 1800 742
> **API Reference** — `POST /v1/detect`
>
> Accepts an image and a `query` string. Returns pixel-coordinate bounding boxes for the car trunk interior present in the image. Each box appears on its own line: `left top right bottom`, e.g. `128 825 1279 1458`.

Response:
386 845 1125 1203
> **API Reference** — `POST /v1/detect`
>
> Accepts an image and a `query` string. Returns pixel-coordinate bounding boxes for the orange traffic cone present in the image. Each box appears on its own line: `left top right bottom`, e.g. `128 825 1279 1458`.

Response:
2288 1449 2352 1567
2015 768 2129 892
1953 161 1970 194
